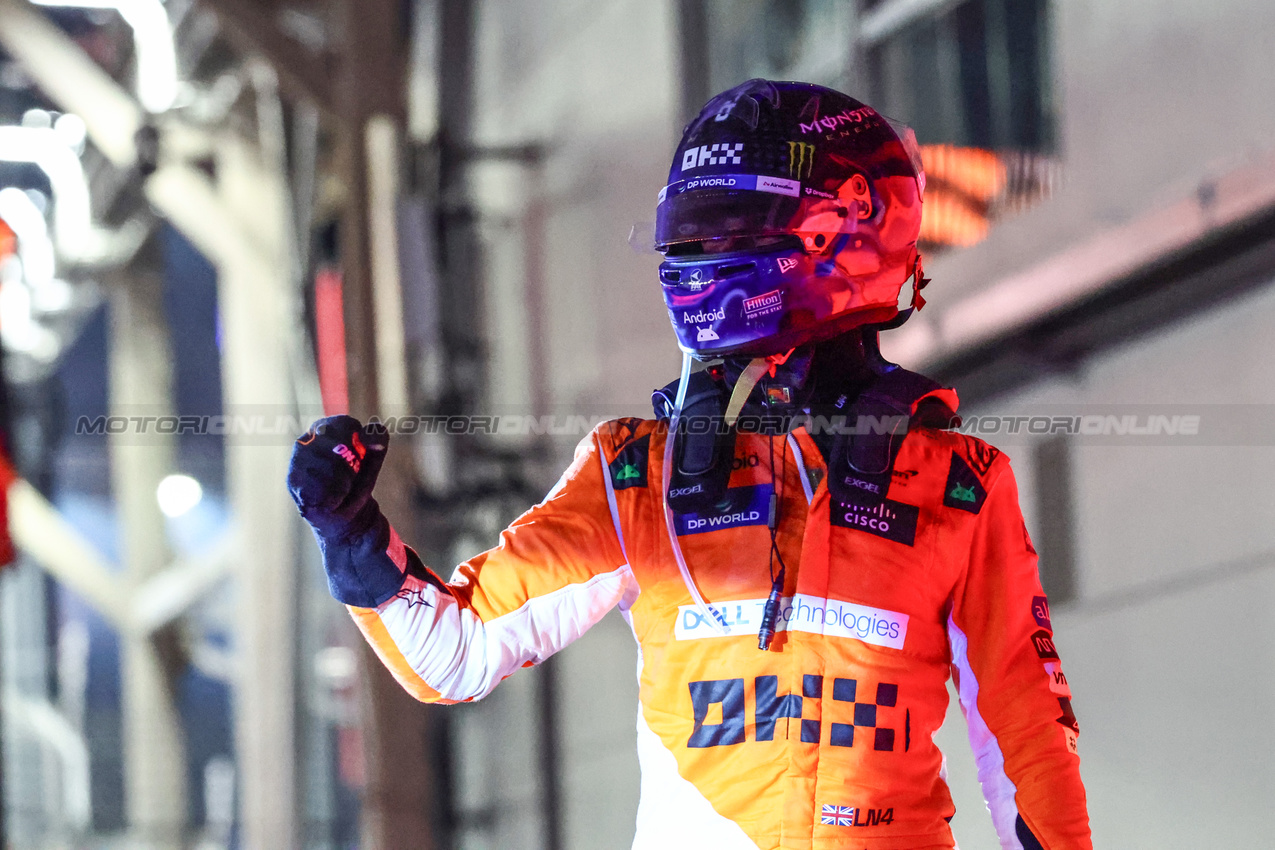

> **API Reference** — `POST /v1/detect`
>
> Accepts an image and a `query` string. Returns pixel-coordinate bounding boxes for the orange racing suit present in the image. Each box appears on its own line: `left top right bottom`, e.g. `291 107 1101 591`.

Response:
348 415 1092 850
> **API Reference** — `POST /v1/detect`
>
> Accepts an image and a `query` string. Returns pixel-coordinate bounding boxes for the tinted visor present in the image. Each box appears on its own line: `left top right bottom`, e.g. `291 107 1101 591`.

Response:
655 181 803 248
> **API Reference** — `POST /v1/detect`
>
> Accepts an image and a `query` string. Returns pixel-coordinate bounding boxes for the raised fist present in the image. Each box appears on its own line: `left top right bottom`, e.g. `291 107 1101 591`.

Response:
287 415 390 542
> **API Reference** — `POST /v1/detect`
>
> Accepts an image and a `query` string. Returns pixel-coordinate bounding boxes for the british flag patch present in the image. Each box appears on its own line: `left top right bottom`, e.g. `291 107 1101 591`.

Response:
821 805 856 826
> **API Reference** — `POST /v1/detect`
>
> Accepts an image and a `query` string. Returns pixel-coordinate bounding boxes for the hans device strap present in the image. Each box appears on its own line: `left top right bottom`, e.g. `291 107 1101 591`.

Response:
822 366 943 506
655 365 957 512
652 370 738 514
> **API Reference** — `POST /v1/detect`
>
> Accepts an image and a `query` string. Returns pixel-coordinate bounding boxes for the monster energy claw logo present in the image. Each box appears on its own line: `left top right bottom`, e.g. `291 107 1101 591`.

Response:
787 142 815 179
949 483 977 502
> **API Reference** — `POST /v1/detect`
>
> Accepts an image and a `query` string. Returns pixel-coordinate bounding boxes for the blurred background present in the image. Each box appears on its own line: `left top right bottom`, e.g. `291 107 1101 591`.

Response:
0 0 1273 848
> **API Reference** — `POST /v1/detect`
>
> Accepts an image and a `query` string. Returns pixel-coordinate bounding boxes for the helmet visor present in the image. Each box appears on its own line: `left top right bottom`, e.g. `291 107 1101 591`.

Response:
655 178 804 248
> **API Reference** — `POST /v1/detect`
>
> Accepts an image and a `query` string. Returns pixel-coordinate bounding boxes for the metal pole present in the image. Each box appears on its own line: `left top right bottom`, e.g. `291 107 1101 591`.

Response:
524 178 563 850
333 1 441 845
107 235 186 850
212 126 301 850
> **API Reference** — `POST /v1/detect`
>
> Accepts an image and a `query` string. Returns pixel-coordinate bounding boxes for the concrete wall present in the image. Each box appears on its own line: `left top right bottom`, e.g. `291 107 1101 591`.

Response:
468 0 683 417
927 0 1275 300
918 6 1275 843
936 278 1275 848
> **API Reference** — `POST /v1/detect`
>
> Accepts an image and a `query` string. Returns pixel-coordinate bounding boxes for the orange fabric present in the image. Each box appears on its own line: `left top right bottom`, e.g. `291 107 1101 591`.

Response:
442 426 629 622
357 418 1091 849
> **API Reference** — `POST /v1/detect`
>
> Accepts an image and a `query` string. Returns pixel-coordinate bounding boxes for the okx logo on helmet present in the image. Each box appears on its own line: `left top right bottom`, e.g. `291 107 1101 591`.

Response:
655 79 927 359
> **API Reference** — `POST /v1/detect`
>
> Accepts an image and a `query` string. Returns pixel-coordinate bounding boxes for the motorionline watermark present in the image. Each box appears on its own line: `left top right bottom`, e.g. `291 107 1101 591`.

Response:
69 407 1265 446
74 413 620 438
955 413 1200 437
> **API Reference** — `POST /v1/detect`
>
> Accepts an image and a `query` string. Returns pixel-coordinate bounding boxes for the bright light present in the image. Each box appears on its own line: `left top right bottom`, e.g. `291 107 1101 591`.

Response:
0 126 91 256
21 109 52 129
31 278 73 313
32 0 178 113
0 261 61 361
313 646 358 686
0 187 55 287
157 474 203 518
53 113 87 154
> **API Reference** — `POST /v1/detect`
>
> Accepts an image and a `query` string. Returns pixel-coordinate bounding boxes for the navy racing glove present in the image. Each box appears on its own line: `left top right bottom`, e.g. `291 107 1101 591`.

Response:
287 415 407 608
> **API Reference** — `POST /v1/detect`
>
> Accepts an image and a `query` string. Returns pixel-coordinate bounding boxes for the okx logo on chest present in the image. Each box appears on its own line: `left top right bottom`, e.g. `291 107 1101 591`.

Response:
687 674 907 752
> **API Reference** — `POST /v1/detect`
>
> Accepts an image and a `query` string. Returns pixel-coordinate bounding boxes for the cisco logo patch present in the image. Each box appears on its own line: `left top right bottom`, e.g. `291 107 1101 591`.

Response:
830 499 919 546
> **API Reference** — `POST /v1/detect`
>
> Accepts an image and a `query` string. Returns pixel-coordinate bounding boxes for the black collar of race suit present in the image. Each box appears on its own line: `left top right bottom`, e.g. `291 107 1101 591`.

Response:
651 330 959 514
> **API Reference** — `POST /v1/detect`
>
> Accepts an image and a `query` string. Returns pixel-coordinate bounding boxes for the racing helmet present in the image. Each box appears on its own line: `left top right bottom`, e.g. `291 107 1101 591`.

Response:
656 79 927 359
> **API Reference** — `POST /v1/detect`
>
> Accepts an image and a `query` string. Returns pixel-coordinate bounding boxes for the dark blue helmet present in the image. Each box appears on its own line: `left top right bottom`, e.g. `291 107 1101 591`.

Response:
656 80 927 358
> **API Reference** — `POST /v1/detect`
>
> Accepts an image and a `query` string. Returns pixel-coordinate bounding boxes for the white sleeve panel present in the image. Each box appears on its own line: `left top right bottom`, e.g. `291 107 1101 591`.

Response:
629 641 759 850
947 615 1025 850
375 564 637 703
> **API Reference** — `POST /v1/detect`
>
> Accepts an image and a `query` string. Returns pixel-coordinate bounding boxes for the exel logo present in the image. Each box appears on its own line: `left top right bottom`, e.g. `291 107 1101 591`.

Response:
845 476 882 495
669 483 705 498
